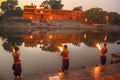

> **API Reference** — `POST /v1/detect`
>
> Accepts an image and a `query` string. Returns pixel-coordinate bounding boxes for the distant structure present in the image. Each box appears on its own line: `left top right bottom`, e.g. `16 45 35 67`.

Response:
22 3 84 21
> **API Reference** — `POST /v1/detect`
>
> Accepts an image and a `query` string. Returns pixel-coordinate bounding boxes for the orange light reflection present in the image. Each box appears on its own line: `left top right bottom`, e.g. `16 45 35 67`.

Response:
93 66 105 78
104 36 107 41
58 72 64 78
84 34 87 39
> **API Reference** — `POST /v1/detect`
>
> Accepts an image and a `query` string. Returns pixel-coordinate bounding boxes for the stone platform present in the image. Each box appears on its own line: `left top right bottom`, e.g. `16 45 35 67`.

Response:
23 63 120 80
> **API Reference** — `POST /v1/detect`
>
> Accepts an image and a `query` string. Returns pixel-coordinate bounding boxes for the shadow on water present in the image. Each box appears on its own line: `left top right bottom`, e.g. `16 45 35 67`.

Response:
0 30 120 52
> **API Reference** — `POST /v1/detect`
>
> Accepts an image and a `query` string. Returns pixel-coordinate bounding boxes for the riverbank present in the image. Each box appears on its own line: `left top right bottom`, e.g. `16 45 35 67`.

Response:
0 18 120 37
21 63 120 80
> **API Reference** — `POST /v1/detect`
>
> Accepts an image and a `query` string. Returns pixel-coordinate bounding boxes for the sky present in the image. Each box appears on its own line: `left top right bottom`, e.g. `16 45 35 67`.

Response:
0 0 120 13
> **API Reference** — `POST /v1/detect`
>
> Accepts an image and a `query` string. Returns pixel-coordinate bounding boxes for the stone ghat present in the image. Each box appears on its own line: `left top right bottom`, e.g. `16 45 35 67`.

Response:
111 52 120 63
22 63 120 80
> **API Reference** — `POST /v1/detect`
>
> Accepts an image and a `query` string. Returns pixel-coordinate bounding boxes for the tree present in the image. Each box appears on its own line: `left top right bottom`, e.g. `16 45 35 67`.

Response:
43 0 49 9
0 0 22 16
109 12 120 25
84 7 108 24
43 0 64 10
73 6 82 11
13 7 23 16
1 0 18 12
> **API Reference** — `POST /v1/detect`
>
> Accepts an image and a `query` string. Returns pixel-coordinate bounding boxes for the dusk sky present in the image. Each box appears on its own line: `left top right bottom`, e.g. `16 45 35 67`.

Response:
0 0 120 13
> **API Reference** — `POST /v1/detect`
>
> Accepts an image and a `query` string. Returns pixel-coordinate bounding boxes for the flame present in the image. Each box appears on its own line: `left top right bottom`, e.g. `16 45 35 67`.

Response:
96 43 101 50
58 46 63 52
49 16 53 20
30 35 33 39
40 11 43 14
11 47 15 53
49 35 52 39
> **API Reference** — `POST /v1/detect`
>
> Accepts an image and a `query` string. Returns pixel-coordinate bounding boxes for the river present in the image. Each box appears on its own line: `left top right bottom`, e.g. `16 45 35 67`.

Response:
0 31 120 79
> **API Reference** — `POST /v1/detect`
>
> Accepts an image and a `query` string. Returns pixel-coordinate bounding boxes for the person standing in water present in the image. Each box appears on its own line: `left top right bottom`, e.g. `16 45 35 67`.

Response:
12 46 22 79
61 45 69 72
100 43 108 65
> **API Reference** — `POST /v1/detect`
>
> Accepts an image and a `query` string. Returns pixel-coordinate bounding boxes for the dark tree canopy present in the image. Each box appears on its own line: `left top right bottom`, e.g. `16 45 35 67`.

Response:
43 0 64 10
109 12 120 25
0 0 22 16
84 7 108 24
84 7 120 25
73 6 82 11
1 0 18 12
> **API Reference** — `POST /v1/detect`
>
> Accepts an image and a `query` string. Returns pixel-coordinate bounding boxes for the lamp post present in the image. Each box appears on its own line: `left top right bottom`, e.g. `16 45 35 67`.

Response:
105 15 109 27
84 18 88 27
105 15 109 40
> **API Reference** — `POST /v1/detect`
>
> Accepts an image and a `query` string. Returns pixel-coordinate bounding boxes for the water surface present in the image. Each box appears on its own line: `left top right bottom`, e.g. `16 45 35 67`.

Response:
0 31 120 79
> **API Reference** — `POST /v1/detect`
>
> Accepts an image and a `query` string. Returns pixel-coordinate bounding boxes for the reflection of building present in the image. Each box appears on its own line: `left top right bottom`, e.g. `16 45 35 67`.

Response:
23 34 50 47
23 3 84 21
23 32 108 52
23 33 84 47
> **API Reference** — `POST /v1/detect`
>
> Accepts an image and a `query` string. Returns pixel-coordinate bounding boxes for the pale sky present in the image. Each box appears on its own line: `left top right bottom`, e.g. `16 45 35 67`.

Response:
0 0 120 13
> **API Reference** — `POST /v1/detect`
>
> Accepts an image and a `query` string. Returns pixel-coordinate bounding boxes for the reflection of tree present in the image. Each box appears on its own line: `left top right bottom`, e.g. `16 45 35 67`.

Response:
71 34 82 46
83 32 105 47
107 32 120 43
23 32 120 52
40 42 61 52
72 43 80 46
40 35 67 52
2 37 23 52
2 41 12 52
84 32 120 47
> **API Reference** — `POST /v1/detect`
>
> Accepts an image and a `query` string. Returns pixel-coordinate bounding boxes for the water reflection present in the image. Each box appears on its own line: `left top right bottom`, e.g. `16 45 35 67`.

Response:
0 31 120 52
0 31 120 79
2 37 23 52
23 32 120 52
92 66 103 78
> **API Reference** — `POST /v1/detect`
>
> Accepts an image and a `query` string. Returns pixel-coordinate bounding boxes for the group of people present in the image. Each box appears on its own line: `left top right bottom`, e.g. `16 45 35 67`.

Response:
11 43 107 79
60 43 108 72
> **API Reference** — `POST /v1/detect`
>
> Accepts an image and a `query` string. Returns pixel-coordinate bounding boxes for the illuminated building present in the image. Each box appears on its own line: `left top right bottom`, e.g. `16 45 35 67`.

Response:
23 3 84 21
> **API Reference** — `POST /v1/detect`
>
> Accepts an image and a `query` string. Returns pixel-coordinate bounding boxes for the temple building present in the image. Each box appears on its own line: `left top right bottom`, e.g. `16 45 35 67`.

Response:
22 3 84 21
